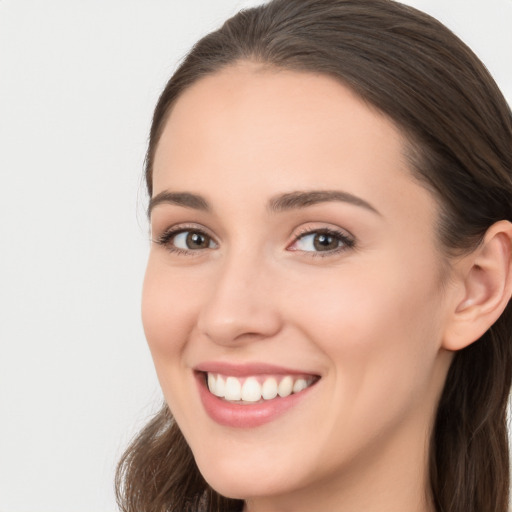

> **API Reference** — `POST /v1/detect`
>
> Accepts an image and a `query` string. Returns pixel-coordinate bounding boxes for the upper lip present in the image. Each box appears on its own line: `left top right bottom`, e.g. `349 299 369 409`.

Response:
194 361 320 378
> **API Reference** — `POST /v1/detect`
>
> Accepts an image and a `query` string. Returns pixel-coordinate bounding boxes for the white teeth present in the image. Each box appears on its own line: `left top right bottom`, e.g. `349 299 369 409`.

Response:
208 373 216 395
224 376 242 400
215 375 226 397
278 376 293 397
293 378 307 393
241 377 261 402
206 373 315 402
209 374 225 397
261 377 278 400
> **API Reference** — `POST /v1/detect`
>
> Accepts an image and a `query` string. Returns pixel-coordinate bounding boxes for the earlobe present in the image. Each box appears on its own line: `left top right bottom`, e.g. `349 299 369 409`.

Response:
442 220 512 351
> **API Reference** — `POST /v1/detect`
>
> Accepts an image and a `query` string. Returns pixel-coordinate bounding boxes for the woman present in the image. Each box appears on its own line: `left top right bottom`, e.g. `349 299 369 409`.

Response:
116 0 512 511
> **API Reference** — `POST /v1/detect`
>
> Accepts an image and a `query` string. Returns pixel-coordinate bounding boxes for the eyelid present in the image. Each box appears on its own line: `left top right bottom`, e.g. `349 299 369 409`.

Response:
152 222 216 241
287 225 356 255
152 223 218 254
152 222 355 257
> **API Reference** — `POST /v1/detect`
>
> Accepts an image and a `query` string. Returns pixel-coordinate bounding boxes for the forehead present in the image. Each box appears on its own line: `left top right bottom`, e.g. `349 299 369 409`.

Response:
156 63 403 165
152 63 436 225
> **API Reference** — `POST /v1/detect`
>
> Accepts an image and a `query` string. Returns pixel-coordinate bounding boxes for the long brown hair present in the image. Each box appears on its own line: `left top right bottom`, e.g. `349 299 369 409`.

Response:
116 1 512 511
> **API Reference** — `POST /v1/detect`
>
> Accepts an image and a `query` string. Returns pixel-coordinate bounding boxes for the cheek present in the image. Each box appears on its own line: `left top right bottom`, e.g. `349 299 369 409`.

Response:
290 256 443 346
141 257 201 368
141 258 209 429
285 256 446 423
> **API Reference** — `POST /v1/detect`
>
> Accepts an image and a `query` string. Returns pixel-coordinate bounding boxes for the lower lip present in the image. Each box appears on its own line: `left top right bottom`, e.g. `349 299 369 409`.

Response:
195 372 318 428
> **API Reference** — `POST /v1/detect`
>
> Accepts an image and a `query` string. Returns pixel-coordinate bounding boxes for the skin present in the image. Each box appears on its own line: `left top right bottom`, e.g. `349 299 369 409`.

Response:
143 63 460 512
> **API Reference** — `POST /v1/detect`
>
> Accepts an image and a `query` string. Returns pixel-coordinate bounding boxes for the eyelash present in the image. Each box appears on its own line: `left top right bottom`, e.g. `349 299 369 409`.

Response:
154 225 217 256
289 227 355 257
153 225 355 257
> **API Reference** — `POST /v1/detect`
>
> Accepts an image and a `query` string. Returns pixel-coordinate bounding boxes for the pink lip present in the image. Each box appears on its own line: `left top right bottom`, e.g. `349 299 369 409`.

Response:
194 361 315 377
194 363 320 428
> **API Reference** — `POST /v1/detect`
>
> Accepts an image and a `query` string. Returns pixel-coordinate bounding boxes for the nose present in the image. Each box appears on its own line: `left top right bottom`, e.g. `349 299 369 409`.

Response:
196 253 282 346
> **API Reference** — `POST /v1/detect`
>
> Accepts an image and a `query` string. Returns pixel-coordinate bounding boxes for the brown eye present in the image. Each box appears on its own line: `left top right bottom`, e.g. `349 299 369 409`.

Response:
173 231 214 250
185 232 210 249
289 229 355 254
312 233 340 251
162 230 217 251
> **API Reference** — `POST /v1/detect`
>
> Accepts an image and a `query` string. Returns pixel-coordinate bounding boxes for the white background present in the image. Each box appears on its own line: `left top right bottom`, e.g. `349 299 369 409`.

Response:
0 1 510 511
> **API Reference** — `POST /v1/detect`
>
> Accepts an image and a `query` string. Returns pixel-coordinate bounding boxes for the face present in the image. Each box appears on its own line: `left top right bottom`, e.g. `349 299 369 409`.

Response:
143 64 454 508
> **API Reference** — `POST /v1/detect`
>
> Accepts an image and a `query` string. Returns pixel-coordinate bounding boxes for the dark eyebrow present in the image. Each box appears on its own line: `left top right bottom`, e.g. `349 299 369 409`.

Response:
148 191 210 217
268 190 381 215
148 189 380 217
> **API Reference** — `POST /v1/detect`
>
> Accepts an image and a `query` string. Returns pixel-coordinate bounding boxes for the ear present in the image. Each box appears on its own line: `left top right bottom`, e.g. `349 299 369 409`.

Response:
442 220 512 351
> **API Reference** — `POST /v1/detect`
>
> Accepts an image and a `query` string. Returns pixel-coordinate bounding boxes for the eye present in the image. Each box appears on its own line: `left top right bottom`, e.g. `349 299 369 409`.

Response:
155 227 218 254
289 229 354 254
173 231 215 250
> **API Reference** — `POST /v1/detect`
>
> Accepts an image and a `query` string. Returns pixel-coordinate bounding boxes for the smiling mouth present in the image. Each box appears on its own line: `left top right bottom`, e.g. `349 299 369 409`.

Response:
204 372 319 404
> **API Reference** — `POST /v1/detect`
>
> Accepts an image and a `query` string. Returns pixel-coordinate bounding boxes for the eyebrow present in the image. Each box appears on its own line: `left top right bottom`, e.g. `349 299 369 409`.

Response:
148 191 210 216
268 190 381 215
148 189 380 217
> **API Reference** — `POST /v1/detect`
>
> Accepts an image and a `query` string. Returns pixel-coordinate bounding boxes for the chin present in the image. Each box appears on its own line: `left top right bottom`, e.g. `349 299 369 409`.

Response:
194 451 304 500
